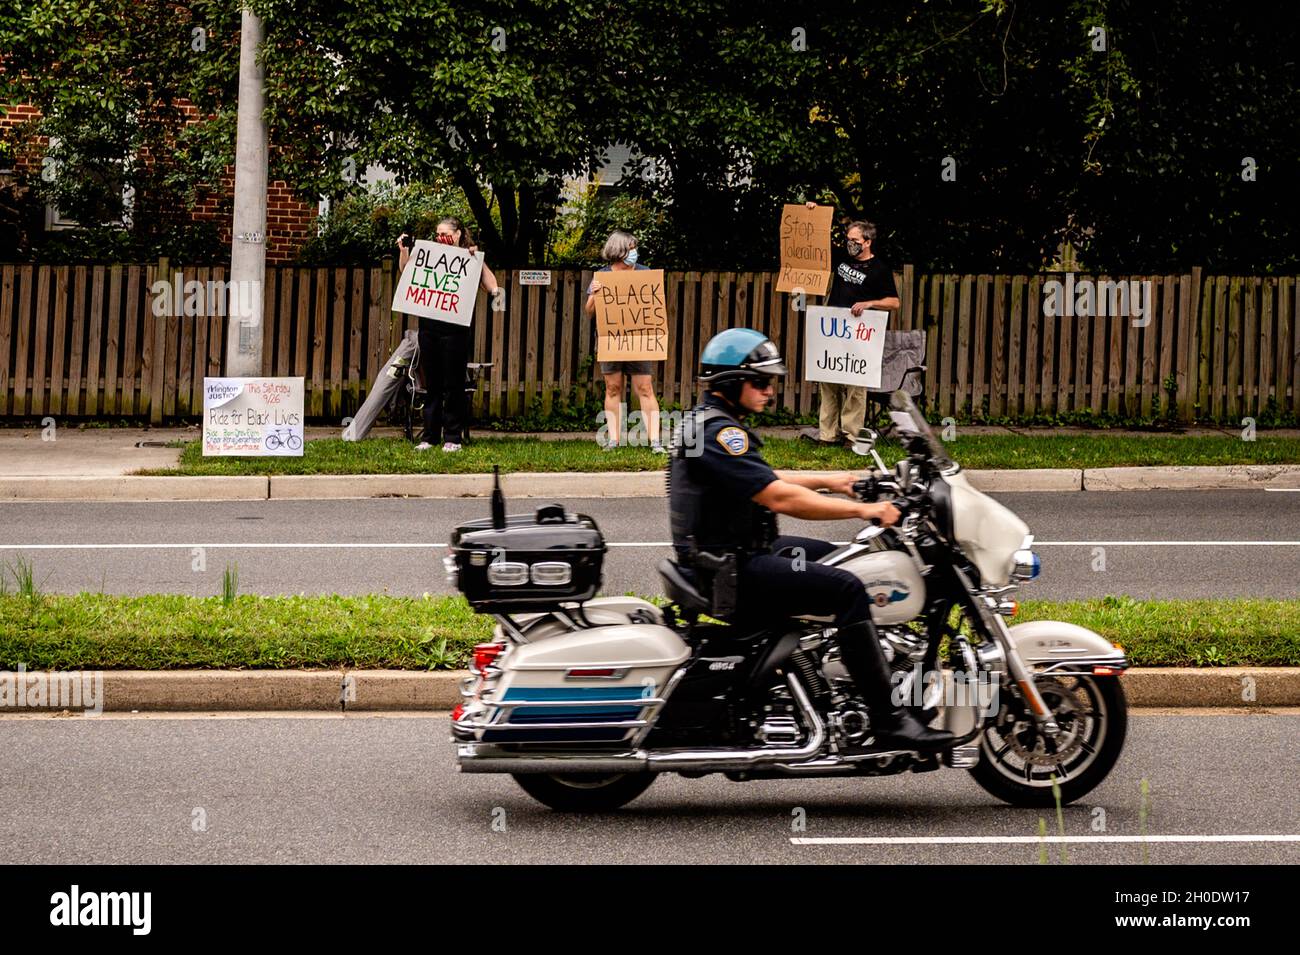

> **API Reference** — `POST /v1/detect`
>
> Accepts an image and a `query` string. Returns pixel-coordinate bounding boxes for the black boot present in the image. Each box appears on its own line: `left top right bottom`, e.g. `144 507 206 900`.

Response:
836 621 956 753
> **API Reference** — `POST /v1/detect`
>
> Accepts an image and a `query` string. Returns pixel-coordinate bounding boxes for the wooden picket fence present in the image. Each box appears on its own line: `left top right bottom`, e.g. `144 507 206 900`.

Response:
0 260 1297 424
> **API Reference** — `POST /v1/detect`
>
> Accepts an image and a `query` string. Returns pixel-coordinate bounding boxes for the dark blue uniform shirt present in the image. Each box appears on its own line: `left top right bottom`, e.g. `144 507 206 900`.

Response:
669 393 780 560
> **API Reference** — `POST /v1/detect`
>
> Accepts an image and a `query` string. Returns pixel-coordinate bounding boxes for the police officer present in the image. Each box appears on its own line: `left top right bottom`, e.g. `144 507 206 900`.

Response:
668 328 954 751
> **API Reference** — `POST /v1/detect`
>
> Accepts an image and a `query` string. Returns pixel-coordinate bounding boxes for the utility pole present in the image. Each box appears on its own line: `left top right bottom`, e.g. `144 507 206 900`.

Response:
225 5 268 376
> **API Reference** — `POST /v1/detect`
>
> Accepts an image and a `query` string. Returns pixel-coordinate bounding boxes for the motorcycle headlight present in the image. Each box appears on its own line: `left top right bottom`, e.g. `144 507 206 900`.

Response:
1011 549 1040 580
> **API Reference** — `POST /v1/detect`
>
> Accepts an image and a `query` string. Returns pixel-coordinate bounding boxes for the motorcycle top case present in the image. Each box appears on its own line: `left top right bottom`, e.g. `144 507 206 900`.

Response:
449 504 606 611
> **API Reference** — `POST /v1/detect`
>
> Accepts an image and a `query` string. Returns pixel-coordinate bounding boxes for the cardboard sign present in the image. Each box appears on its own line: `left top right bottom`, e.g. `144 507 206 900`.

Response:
803 306 888 388
594 269 668 362
392 240 484 325
775 203 833 296
518 270 552 286
203 377 305 456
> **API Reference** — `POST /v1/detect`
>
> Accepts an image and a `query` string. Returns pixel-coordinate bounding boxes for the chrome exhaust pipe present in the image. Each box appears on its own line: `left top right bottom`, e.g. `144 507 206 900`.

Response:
458 748 648 774
457 673 828 774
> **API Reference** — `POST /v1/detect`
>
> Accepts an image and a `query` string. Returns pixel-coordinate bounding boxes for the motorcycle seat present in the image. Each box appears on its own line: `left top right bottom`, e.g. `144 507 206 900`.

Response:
657 559 712 616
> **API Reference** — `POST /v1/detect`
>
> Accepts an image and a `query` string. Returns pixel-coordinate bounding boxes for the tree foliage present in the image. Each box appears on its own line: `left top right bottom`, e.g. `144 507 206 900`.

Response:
0 0 239 259
2 1 1295 270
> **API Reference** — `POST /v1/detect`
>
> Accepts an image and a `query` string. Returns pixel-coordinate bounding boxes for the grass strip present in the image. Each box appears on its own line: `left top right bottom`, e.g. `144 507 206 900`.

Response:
137 434 1300 477
1 593 1296 670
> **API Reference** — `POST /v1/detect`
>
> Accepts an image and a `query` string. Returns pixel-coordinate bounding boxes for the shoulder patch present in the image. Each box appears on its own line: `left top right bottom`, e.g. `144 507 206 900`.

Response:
716 426 749 455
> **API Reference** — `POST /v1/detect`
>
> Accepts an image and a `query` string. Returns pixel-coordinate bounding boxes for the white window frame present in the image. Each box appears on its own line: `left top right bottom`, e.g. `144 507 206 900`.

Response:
43 135 134 231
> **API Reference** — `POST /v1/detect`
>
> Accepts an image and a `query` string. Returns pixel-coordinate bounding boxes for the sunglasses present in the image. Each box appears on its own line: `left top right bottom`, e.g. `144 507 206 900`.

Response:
748 375 776 392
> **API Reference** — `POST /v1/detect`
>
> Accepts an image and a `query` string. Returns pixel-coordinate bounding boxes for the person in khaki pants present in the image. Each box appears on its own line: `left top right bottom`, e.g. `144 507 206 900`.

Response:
819 377 871 446
810 208 900 444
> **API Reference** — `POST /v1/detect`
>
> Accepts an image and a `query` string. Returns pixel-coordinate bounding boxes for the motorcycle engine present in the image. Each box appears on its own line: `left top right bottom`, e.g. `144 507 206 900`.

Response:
751 684 805 745
821 627 933 749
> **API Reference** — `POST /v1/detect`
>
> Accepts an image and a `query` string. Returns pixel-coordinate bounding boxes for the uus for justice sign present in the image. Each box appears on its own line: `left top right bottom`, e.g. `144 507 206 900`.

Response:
803 306 888 388
392 240 484 326
594 269 669 362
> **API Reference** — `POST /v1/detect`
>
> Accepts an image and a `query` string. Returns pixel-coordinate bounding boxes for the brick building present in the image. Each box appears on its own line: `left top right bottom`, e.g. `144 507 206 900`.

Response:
0 100 318 263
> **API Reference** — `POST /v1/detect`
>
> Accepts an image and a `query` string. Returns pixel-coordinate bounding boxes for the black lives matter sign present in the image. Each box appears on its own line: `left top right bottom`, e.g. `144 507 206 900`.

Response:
594 269 668 362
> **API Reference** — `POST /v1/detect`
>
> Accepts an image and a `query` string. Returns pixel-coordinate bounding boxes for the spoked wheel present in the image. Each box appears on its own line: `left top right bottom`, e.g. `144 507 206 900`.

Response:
969 674 1127 807
511 772 656 812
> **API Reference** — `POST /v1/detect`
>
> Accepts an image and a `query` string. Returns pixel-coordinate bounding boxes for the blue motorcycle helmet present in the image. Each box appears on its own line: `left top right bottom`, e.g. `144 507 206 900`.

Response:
698 328 788 408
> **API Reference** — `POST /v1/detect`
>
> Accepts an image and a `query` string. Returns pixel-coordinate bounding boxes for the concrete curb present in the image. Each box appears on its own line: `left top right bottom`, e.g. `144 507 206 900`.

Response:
1118 667 1297 708
1084 464 1300 490
267 469 1083 497
0 476 269 502
966 469 1083 492
268 471 667 500
3 465 1300 501
104 669 345 710
4 668 1296 713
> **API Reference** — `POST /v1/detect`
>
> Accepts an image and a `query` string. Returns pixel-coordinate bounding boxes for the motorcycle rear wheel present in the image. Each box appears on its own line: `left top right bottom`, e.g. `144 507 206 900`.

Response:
969 674 1127 807
511 772 656 812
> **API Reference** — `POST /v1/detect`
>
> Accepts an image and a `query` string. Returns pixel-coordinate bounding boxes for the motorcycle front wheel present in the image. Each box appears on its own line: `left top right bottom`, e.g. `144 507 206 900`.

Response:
969 674 1127 807
511 772 656 812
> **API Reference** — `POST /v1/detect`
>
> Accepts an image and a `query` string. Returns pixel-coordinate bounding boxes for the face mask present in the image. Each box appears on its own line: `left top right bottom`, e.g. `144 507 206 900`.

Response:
436 233 456 246
624 248 639 266
846 239 864 257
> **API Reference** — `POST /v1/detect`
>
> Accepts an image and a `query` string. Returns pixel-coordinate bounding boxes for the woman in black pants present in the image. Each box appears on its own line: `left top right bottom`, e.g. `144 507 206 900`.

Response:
396 218 499 451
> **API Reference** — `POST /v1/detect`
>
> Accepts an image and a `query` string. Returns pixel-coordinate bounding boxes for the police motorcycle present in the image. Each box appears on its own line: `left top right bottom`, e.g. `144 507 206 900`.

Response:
446 393 1130 812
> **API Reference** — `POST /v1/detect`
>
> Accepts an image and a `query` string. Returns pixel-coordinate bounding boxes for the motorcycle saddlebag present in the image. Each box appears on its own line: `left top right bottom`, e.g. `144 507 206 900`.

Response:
449 504 606 612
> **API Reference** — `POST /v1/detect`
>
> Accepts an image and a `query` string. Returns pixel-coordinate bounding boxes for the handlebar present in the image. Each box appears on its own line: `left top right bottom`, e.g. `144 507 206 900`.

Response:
855 470 920 527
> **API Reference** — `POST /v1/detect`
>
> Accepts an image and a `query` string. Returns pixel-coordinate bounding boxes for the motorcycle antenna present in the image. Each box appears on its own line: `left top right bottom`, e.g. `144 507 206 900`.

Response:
491 465 506 530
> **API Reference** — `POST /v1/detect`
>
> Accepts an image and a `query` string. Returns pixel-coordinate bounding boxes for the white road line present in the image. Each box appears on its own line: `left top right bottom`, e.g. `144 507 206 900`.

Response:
792 834 1300 846
1033 541 1300 546
1265 488 1300 492
0 543 443 550
2 540 1300 550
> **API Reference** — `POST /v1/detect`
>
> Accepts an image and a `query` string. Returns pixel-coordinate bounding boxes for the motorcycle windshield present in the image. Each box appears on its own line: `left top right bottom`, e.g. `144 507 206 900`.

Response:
888 391 954 469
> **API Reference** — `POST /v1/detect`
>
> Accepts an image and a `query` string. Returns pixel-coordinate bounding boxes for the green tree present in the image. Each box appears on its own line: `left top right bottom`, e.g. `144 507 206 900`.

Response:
1066 1 1300 272
0 0 240 259
248 0 632 266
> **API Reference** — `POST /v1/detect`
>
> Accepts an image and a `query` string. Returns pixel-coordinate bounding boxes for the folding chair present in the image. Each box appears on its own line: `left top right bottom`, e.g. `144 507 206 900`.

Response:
867 329 927 437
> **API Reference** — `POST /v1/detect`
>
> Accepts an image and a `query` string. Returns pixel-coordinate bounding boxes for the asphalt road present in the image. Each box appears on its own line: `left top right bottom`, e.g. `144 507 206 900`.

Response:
1 490 1298 599
0 712 1294 864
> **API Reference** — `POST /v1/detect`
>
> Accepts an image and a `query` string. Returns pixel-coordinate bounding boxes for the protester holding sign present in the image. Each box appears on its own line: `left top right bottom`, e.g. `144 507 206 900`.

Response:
583 230 665 452
397 217 499 452
805 205 900 445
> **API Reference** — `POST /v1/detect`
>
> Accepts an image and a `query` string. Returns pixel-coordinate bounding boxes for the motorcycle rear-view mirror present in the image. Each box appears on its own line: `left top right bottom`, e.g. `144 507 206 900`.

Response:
850 427 878 456
852 427 889 473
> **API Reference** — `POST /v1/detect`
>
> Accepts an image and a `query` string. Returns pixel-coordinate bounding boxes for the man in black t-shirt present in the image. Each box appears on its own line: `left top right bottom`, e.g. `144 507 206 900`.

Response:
813 214 900 444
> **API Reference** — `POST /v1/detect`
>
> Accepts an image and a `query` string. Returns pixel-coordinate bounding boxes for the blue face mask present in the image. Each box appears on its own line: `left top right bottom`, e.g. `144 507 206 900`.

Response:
624 248 639 266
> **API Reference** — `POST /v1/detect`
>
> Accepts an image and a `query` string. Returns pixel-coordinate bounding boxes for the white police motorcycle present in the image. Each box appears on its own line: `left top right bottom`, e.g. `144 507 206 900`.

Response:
446 392 1129 811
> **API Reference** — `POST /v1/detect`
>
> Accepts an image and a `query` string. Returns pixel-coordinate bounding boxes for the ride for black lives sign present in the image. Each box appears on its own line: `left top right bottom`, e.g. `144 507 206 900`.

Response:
803 306 888 388
392 240 484 326
594 269 668 362
202 377 305 456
